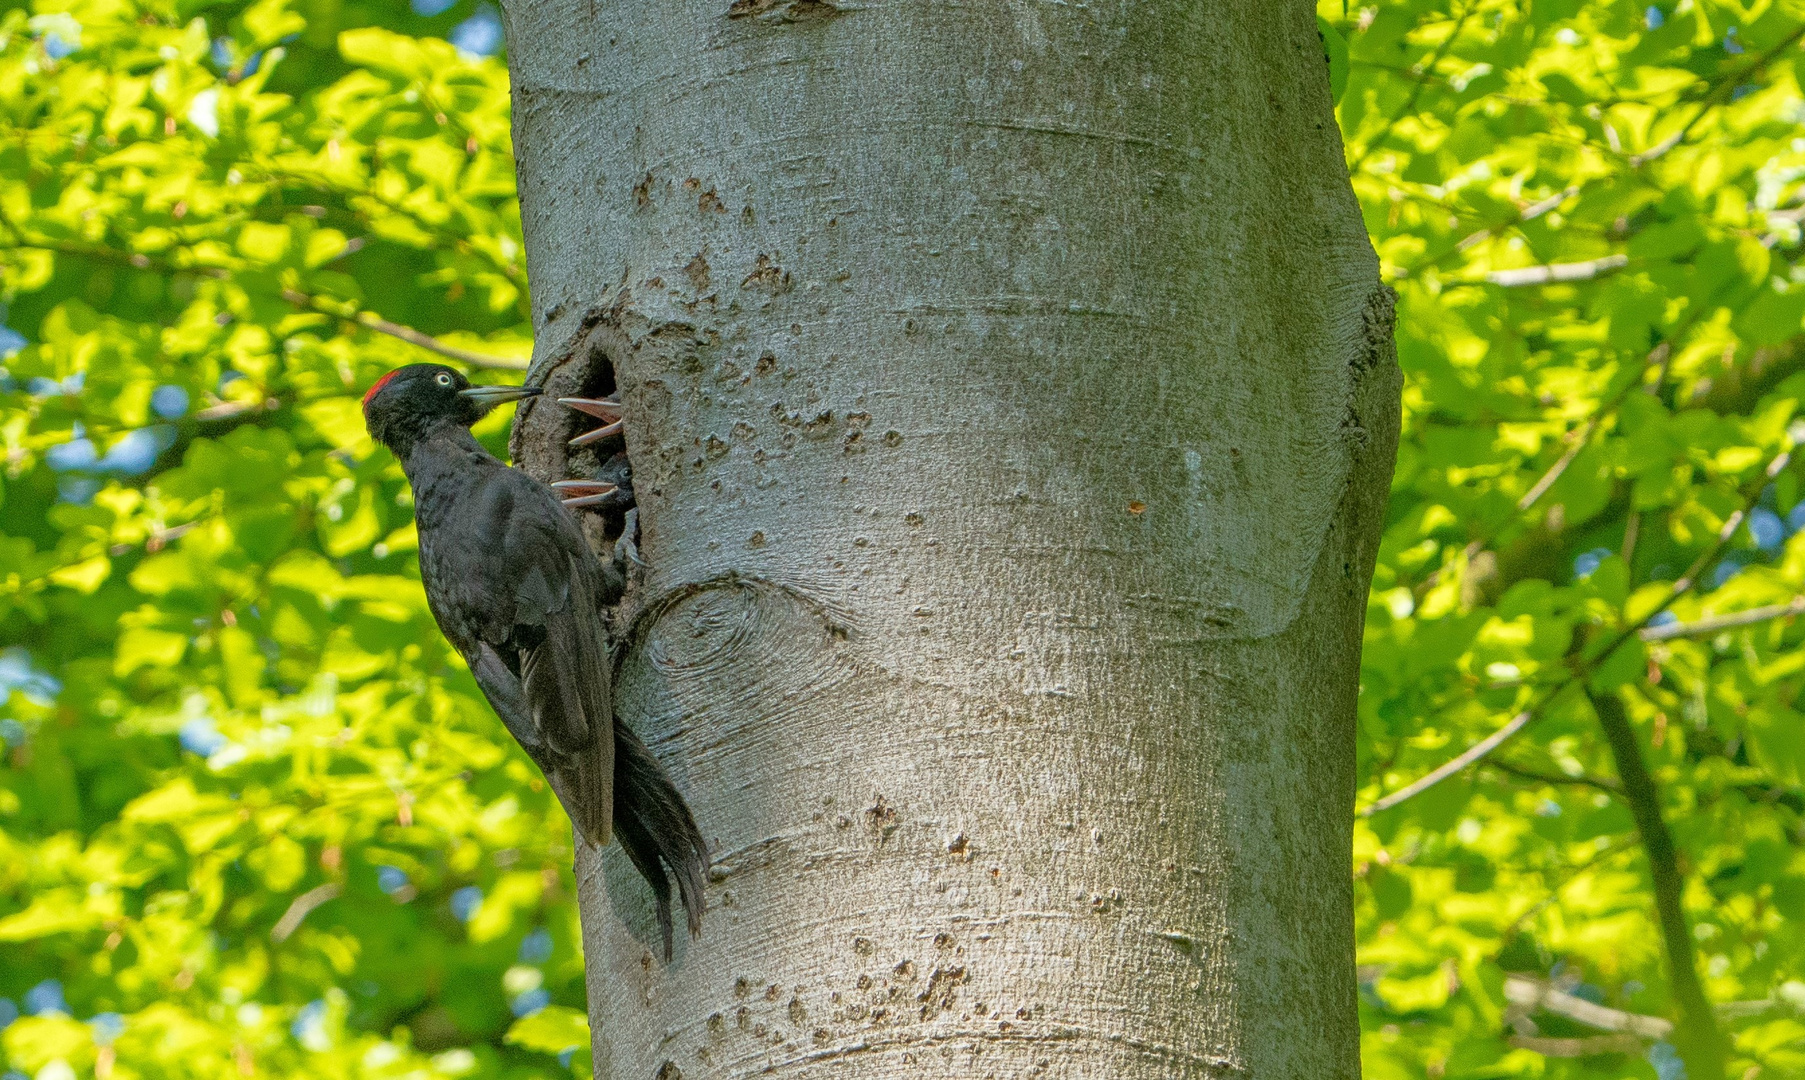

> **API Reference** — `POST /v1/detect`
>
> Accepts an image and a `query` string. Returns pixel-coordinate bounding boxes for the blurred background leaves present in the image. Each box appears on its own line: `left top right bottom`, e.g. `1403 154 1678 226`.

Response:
0 0 583 1076
4 0 1805 1076
1341 0 1805 1075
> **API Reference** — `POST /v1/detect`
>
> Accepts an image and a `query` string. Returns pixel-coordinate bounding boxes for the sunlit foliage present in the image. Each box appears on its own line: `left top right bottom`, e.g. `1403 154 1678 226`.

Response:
0 0 591 1076
5 0 1805 1076
1339 0 1805 1074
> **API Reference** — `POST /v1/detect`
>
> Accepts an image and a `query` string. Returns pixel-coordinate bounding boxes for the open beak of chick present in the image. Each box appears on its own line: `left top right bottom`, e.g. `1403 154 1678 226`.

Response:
561 397 625 446
551 480 621 507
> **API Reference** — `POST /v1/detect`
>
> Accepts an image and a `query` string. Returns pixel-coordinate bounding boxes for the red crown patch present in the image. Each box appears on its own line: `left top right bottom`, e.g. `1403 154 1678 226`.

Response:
362 370 400 412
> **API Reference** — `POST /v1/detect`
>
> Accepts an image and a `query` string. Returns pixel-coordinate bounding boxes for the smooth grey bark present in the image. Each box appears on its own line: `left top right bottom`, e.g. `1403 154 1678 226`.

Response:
502 2 1399 1076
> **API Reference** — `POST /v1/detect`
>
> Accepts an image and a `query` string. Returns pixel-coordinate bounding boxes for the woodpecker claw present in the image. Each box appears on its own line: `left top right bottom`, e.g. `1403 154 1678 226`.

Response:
568 419 625 447
616 508 646 568
558 397 624 420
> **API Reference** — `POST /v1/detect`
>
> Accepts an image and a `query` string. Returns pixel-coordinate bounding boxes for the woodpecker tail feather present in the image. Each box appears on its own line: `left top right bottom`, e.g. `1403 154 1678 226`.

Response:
567 729 614 847
613 809 676 958
613 722 708 959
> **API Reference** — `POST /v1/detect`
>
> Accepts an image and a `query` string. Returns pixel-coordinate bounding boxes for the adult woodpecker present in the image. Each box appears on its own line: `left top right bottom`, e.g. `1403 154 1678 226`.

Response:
362 363 706 956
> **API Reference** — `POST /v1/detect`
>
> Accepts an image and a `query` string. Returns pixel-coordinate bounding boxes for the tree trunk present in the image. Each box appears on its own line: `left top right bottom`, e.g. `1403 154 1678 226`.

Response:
502 2 1399 1076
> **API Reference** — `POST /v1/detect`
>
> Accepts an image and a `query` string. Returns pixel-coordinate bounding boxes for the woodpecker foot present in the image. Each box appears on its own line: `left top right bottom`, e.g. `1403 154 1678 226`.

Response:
615 508 646 569
553 479 622 508
560 397 625 447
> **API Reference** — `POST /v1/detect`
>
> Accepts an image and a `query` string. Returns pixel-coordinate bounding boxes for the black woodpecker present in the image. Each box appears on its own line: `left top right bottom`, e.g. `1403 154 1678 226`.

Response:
362 363 706 956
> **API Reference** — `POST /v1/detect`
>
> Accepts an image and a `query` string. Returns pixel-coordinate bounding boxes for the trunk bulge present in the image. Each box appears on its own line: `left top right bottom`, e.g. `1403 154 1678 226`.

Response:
504 1 1399 1076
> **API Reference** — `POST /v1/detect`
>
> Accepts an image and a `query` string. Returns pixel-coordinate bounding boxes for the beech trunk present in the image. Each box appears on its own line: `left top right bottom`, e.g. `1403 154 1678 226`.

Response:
503 1 1399 1075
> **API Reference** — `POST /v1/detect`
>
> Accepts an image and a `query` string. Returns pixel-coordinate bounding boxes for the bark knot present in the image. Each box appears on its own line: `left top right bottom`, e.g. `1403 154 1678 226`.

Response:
1353 284 1398 375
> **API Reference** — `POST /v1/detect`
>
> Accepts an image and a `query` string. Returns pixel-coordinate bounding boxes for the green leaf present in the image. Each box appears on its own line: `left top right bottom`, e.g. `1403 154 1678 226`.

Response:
504 1005 590 1054
1318 17 1350 104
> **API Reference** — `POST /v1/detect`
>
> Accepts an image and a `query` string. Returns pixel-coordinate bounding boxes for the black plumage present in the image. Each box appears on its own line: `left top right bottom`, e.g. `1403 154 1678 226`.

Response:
363 363 706 956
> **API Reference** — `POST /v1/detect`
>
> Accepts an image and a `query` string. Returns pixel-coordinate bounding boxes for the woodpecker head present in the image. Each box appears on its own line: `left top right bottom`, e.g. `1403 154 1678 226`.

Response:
362 363 540 460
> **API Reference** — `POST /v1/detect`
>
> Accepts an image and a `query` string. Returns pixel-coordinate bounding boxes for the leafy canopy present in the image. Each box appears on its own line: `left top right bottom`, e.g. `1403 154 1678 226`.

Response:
1338 0 1805 1074
0 0 590 1077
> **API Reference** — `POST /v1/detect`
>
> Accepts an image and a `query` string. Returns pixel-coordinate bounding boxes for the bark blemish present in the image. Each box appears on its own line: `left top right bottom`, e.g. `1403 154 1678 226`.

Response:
842 412 871 454
865 796 899 842
684 252 711 293
742 253 791 292
727 0 842 21
916 965 968 1019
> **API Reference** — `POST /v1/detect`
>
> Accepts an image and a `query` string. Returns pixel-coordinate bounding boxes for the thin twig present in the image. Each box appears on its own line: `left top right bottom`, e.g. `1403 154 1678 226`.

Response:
1498 837 1636 941
1596 447 1790 653
107 521 201 557
271 882 342 942
1394 25 1805 281
1513 335 1684 518
281 289 529 371
1641 597 1805 642
1518 420 1595 512
1451 186 1579 256
0 216 526 373
1348 3 1477 171
1364 710 1534 815
1485 758 1621 792
1484 254 1629 287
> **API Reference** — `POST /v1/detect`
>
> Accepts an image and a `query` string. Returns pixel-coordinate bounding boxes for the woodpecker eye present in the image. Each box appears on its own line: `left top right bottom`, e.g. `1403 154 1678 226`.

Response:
436 373 453 387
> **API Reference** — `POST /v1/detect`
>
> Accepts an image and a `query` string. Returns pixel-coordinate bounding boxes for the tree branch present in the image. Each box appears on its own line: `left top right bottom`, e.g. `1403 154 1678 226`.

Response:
1482 255 1629 288
1587 688 1727 1079
1507 1033 1646 1057
1627 22 1805 167
1498 838 1636 941
1505 975 1674 1038
1640 596 1805 641
280 289 529 371
0 212 527 374
1363 709 1534 816
1364 446 1792 815
270 882 342 942
1394 26 1805 281
1484 757 1620 792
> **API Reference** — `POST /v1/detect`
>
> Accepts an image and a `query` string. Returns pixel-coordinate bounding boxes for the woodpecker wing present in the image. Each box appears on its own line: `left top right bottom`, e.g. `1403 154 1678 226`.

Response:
423 463 615 844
